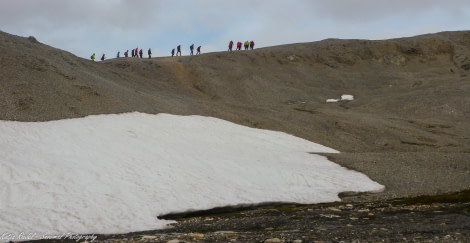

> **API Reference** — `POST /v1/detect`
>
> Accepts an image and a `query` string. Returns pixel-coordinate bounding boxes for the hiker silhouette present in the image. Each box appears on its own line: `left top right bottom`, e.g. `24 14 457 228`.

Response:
176 45 181 56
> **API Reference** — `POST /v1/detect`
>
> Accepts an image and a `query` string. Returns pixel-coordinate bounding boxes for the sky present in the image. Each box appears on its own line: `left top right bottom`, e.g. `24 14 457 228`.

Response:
0 112 384 239
0 0 469 59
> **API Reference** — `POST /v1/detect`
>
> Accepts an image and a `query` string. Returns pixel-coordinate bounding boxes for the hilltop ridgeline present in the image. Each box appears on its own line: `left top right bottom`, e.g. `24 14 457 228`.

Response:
0 30 469 154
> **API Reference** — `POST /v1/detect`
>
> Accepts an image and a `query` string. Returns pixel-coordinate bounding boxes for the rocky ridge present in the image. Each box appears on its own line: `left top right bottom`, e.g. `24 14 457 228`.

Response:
1 30 469 242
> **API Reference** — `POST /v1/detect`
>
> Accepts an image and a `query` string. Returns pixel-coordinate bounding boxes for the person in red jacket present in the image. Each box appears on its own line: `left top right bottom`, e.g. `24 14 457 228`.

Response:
196 45 201 55
228 40 233 51
236 41 242 50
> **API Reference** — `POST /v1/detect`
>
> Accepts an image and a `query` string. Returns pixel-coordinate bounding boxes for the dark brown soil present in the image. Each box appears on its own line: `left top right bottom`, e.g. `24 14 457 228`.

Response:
27 191 470 242
1 30 469 242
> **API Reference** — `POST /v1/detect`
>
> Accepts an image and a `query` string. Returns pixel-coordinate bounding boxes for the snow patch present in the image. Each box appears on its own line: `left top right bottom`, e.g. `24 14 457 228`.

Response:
0 112 383 237
326 94 354 103
341 94 354 101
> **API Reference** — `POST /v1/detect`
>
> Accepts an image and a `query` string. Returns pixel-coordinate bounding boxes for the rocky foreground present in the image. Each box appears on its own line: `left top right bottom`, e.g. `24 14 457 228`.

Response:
23 190 469 243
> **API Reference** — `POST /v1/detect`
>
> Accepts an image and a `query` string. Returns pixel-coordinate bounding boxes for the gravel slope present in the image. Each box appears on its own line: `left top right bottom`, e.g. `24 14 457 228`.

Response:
1 30 469 242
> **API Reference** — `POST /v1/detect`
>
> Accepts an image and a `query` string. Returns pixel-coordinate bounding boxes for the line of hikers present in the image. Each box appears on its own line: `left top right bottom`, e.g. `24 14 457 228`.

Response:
171 44 201 57
124 48 152 58
91 47 153 61
228 40 255 51
91 40 254 61
120 48 152 58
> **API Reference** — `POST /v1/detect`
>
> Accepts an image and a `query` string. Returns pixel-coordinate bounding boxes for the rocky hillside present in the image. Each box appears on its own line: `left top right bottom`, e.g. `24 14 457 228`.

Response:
1 30 469 152
1 30 469 201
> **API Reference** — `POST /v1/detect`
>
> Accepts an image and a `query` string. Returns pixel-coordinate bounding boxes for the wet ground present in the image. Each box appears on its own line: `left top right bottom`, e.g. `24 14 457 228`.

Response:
29 190 470 243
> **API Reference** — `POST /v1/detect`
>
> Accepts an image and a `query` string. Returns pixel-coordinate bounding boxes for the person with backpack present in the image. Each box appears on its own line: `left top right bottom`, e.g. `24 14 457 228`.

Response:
171 48 175 57
228 40 233 51
124 50 128 57
176 45 181 56
91 53 95 61
139 49 143 58
244 41 249 50
101 53 105 61
135 47 139 58
148 48 152 59
196 45 201 55
250 40 255 50
190 44 194 55
236 41 242 50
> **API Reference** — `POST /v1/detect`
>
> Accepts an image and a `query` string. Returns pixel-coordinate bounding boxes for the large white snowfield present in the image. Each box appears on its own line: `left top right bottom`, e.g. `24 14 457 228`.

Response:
0 112 384 239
